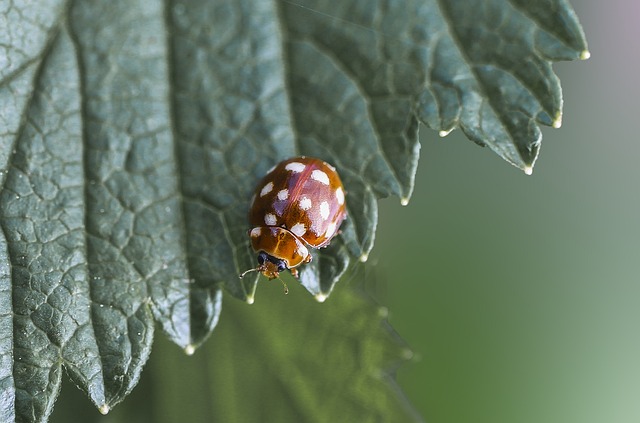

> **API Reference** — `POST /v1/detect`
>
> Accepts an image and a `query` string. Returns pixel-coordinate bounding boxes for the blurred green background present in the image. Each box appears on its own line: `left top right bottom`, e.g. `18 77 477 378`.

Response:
378 1 640 422
51 0 639 422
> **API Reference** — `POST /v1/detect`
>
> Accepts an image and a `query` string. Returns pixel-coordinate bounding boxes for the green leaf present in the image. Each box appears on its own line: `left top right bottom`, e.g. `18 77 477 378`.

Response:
283 0 589 173
0 0 587 420
148 286 418 423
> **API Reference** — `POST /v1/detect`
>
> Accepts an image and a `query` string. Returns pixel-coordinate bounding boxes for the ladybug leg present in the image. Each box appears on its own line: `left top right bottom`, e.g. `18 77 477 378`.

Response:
290 267 299 279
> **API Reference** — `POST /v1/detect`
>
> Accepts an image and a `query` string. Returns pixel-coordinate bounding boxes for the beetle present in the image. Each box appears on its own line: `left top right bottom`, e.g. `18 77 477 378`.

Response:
241 156 347 293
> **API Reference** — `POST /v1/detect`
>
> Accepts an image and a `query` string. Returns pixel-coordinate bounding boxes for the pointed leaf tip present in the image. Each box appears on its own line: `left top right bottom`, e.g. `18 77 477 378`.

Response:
401 348 415 361
184 345 196 356
99 404 110 415
315 293 328 302
378 306 389 319
581 50 591 60
553 113 563 128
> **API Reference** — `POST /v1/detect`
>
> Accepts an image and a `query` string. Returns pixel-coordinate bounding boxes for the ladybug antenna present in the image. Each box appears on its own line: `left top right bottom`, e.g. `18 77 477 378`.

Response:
276 275 289 295
239 268 289 294
239 266 260 279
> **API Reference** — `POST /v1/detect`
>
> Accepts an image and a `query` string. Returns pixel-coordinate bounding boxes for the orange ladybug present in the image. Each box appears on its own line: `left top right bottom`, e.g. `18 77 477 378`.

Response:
241 157 347 292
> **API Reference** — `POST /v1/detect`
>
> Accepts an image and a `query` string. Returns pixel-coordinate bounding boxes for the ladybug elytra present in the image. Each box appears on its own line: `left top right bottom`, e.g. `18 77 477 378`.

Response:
241 156 347 292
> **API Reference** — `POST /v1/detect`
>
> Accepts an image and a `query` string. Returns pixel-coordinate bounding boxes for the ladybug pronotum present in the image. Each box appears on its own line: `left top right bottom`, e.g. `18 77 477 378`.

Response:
241 156 347 291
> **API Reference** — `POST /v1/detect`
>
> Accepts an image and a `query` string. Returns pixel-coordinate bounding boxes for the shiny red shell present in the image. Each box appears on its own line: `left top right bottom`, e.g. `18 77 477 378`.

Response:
249 156 347 279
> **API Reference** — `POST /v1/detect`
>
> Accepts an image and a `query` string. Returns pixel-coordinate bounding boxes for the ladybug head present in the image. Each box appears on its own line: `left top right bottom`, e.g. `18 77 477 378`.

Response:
239 251 289 294
256 251 287 279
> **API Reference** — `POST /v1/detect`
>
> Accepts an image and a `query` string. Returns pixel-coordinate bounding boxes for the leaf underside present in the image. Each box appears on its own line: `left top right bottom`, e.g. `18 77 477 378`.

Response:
0 0 587 420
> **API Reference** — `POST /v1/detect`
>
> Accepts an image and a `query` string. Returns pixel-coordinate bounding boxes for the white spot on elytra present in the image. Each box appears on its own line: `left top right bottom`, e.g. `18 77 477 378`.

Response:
264 213 277 225
324 221 336 239
277 189 289 201
335 187 344 205
320 201 330 220
250 227 261 237
291 223 306 237
285 162 305 173
297 243 309 257
260 181 273 197
299 197 312 210
311 169 330 185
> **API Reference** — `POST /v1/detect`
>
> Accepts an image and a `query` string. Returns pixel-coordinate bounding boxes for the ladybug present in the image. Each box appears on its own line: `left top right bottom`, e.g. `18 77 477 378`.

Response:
241 156 347 292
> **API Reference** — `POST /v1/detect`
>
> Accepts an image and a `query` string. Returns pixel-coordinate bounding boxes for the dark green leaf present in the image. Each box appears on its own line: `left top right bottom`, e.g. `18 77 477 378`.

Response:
283 0 589 172
0 0 588 420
